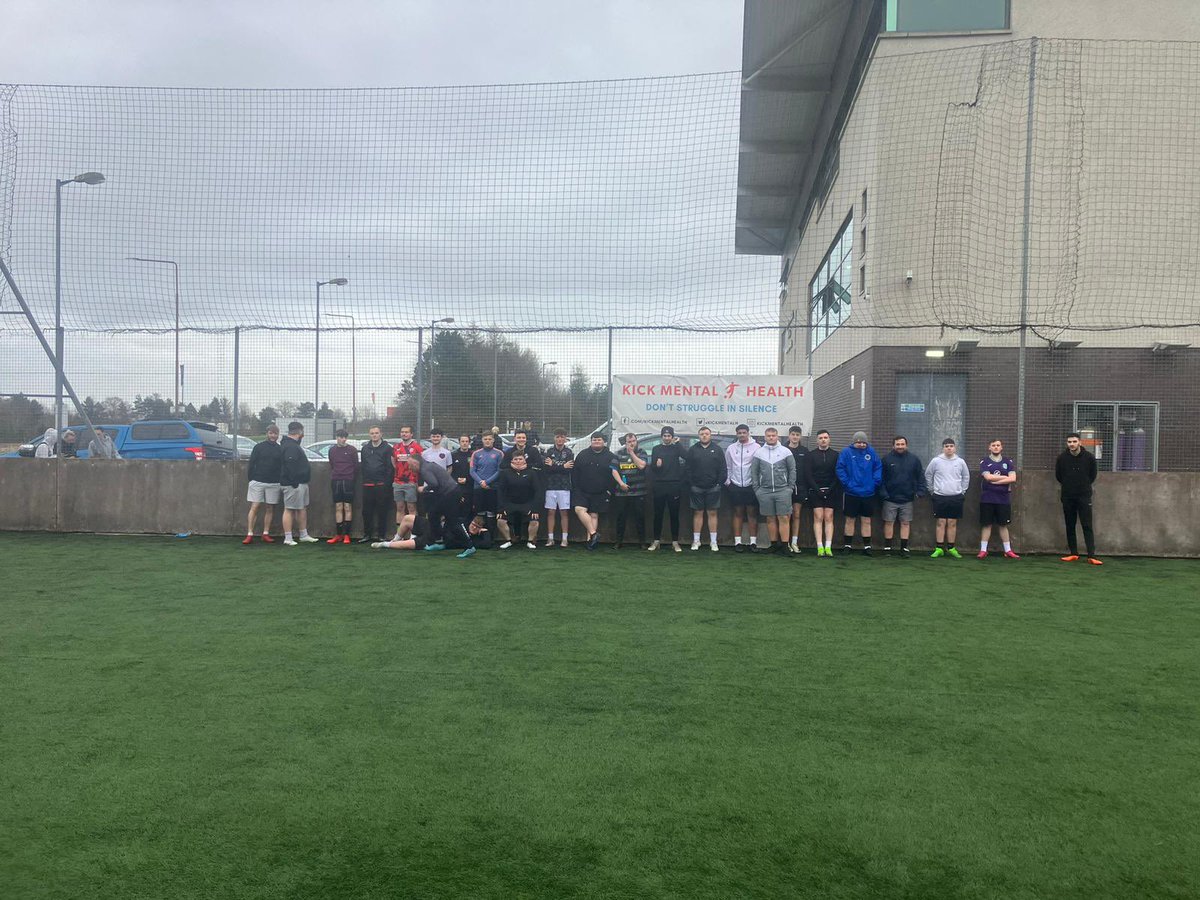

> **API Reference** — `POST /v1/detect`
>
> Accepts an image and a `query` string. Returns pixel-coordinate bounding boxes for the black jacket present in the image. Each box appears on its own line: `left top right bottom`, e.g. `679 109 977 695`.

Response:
279 435 311 487
497 467 539 510
1056 448 1098 498
881 450 926 503
502 444 542 472
686 440 726 490
247 439 284 483
804 447 839 492
451 448 473 485
360 440 393 485
650 442 687 486
574 447 616 494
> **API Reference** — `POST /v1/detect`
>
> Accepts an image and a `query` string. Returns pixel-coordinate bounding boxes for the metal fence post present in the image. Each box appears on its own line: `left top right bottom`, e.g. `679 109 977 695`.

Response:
607 327 614 433
1017 36 1038 471
232 326 241 440
415 327 424 434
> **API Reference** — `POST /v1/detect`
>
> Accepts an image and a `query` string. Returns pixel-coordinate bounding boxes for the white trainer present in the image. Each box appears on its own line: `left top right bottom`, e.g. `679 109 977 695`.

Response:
648 541 660 551
690 541 701 551
283 538 297 546
526 542 537 550
499 541 513 550
710 542 719 552
298 535 319 543
672 542 683 552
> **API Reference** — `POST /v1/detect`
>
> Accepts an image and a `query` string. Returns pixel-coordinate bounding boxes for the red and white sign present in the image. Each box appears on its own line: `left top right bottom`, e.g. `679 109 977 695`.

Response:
611 374 814 436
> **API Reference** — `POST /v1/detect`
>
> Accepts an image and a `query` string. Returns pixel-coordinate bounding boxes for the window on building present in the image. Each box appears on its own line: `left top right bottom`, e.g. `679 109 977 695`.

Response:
1072 401 1159 472
781 311 796 370
858 264 866 296
884 0 1009 33
809 213 854 352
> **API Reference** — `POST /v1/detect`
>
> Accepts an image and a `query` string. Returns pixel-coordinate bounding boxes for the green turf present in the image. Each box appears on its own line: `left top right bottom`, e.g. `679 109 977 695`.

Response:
2 534 1198 900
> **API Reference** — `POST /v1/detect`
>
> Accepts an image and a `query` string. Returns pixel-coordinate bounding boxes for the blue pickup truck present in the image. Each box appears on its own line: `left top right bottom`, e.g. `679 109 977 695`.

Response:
8 420 237 460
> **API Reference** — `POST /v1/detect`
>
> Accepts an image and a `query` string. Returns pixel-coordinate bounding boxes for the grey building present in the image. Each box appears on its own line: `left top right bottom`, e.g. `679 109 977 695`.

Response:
738 0 1200 471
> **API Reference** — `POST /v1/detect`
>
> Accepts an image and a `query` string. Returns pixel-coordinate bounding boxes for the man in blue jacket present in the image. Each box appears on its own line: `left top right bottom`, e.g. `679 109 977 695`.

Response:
836 430 882 556
879 435 925 556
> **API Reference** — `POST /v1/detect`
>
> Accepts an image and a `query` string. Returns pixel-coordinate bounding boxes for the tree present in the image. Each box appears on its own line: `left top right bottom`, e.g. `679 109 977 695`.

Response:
257 406 280 432
296 401 316 418
276 401 297 418
79 396 103 422
132 393 173 419
101 396 132 423
0 394 50 442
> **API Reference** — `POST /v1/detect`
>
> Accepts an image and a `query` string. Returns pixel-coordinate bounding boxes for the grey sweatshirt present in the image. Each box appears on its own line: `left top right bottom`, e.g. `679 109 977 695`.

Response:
924 454 971 496
751 442 796 492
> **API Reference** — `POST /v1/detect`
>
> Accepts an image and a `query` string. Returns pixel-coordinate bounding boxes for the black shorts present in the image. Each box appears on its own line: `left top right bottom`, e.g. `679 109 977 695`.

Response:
809 487 836 509
727 484 758 509
412 533 429 550
979 502 1012 526
791 487 805 506
933 494 965 520
842 493 875 518
331 479 355 503
474 486 498 514
574 491 610 513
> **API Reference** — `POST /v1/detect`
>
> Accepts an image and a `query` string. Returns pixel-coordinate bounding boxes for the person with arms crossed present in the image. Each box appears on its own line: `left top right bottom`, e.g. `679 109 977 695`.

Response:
924 438 971 559
280 421 318 545
390 425 423 541
1056 432 1101 564
686 426 727 551
752 427 797 554
725 424 761 552
649 425 686 552
470 432 504 538
243 423 283 543
836 431 882 555
496 452 541 549
611 432 649 550
327 429 359 544
785 426 808 553
803 430 838 557
542 429 574 547
979 439 1020 559
573 432 616 551
880 436 925 557
358 426 393 544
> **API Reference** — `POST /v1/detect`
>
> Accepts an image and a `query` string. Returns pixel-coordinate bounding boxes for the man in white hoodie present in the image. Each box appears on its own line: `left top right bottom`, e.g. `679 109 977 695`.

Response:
34 428 58 459
924 438 971 559
751 427 797 554
725 424 761 552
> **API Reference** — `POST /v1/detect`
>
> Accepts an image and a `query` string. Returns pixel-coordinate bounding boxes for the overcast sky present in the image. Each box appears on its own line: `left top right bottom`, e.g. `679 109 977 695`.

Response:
4 0 743 87
1 1 782 420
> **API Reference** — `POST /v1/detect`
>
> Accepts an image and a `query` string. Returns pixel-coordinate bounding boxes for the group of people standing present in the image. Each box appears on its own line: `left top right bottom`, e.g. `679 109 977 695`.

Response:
241 421 1103 564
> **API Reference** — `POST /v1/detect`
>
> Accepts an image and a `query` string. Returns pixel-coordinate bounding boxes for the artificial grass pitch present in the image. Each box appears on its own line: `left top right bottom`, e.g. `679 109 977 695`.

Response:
1 534 1198 900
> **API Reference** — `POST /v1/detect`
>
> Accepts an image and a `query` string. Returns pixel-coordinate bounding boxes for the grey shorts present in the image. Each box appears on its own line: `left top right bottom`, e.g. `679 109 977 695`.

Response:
393 482 418 503
246 480 281 504
882 500 914 523
689 486 722 510
282 483 310 510
755 488 792 517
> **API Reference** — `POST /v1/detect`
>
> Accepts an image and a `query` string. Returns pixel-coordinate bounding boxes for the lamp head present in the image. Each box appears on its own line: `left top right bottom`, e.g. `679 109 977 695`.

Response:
73 172 106 185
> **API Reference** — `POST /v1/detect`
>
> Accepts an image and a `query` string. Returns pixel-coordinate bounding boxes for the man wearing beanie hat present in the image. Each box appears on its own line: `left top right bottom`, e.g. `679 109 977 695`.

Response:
836 431 882 555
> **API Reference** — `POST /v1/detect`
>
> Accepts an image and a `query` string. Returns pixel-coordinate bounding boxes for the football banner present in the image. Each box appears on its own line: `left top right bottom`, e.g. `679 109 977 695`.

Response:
611 374 815 436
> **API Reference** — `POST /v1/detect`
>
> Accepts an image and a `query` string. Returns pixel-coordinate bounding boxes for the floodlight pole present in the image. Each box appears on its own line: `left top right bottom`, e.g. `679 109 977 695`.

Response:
1016 37 1038 471
54 172 105 430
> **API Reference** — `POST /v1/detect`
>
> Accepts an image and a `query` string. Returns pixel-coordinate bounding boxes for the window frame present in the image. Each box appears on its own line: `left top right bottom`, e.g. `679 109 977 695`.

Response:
808 211 855 354
1072 400 1160 473
884 0 1010 34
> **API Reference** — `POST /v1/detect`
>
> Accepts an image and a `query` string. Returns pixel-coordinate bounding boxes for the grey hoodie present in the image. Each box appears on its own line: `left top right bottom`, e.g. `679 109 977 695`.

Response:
751 442 797 492
34 428 58 459
924 454 971 496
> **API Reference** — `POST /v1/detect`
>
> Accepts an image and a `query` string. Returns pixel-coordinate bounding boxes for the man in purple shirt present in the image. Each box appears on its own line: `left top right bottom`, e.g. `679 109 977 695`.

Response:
328 429 360 544
978 438 1019 559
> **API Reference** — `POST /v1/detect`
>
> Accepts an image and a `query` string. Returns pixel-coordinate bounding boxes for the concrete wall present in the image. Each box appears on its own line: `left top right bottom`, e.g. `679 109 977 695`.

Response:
1 458 1196 557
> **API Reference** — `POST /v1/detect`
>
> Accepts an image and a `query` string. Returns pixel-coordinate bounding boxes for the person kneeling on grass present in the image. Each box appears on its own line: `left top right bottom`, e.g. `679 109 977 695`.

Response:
372 513 431 550
327 429 359 544
924 438 971 559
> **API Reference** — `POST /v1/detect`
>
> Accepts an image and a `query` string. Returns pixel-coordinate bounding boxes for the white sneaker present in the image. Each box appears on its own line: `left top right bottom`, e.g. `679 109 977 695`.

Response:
710 542 719 552
298 534 319 543
499 541 513 550
672 542 682 553
391 533 403 543
371 542 388 549
691 541 701 551
560 538 569 548
545 539 555 547
526 542 537 550
283 538 297 546
648 541 660 551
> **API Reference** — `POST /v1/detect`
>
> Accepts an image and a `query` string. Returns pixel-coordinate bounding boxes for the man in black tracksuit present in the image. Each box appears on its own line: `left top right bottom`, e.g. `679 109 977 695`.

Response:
411 455 476 557
1055 432 1101 564
359 426 394 543
496 453 541 549
803 430 840 556
649 426 687 550
451 434 475 522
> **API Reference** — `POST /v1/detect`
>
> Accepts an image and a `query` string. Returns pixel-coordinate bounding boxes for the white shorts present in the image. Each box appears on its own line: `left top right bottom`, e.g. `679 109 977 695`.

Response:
247 481 281 504
282 484 310 510
545 489 571 510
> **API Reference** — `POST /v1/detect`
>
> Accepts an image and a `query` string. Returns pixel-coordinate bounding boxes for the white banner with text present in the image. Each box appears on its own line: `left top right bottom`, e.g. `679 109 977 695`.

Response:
611 374 815 436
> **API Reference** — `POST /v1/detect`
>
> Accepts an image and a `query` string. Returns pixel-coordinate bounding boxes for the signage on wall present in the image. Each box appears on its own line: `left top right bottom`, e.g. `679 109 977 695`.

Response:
900 403 926 413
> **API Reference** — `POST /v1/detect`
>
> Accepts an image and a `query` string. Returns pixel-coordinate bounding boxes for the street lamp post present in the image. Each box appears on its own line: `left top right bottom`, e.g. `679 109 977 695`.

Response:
540 361 558 433
128 257 180 413
428 316 454 433
54 171 105 430
315 278 348 439
326 312 357 431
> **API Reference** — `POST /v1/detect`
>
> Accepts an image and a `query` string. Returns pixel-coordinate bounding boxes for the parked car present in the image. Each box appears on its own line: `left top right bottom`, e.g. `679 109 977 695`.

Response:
236 435 326 463
7 420 236 460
